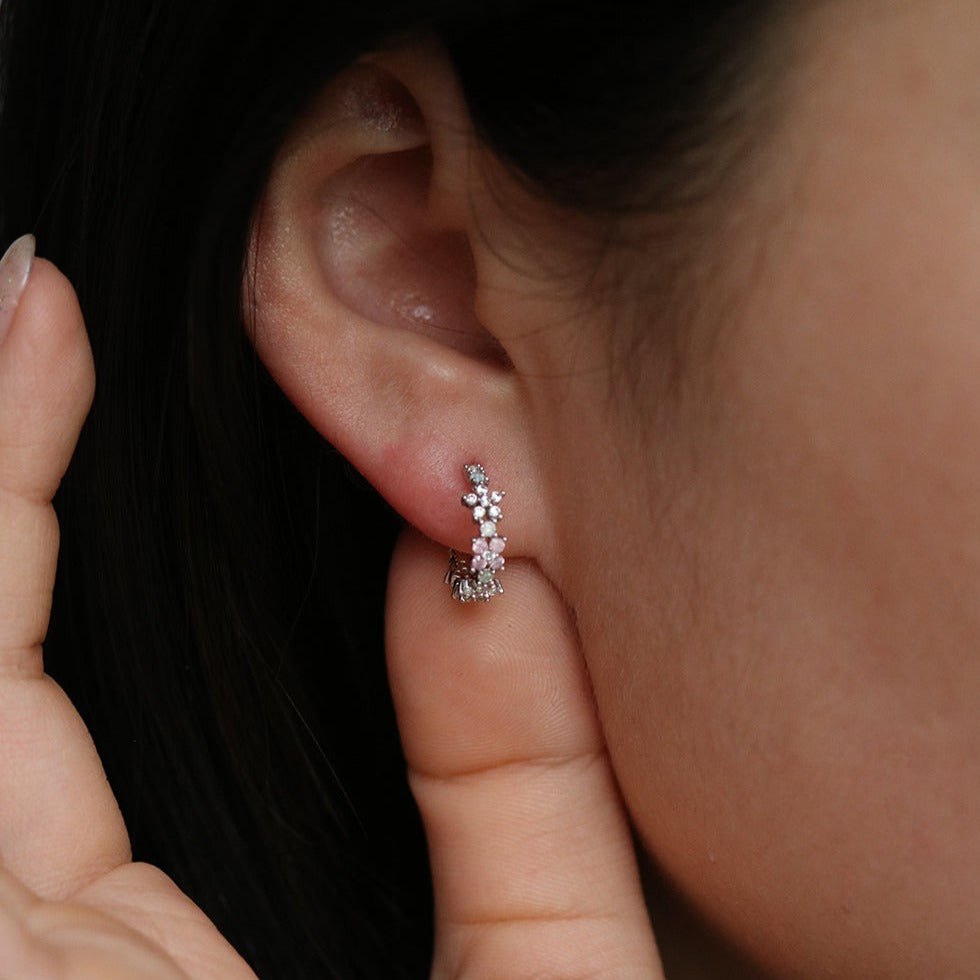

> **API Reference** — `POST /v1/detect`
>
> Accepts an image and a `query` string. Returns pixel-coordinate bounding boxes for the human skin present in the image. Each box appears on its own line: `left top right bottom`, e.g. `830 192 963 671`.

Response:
526 2 980 975
0 263 660 973
17 2 979 976
224 0 980 973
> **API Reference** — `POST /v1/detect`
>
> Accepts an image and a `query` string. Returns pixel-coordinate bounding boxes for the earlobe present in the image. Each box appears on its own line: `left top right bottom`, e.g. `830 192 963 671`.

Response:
247 48 545 557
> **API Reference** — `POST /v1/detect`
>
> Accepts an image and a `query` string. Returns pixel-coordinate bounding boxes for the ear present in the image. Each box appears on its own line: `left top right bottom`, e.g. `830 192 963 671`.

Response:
247 41 551 557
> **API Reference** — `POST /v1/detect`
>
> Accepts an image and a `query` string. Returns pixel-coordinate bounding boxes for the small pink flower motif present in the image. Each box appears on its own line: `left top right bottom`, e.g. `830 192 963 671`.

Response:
471 553 504 573
473 536 506 555
470 535 505 574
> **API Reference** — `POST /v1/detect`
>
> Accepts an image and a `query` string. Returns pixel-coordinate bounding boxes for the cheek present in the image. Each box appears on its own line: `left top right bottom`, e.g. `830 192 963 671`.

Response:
554 256 980 975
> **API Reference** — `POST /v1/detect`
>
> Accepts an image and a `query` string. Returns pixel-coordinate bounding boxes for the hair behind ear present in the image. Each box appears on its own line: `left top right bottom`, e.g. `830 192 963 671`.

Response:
444 0 785 211
0 2 438 974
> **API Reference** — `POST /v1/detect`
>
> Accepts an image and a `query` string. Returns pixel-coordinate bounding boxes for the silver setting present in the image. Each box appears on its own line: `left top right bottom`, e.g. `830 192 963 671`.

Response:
445 463 507 603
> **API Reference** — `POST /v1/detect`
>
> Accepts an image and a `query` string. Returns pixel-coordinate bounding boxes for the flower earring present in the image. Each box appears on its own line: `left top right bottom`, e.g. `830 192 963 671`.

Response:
445 463 506 603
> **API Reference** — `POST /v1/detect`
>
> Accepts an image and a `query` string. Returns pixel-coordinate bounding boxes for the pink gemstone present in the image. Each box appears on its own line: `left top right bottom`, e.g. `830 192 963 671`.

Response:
490 537 506 554
491 556 505 570
471 554 487 571
471 538 485 555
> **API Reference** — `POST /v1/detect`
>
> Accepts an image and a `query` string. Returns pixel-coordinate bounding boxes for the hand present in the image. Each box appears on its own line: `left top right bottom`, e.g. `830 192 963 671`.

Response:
0 241 254 978
386 531 664 978
0 236 661 977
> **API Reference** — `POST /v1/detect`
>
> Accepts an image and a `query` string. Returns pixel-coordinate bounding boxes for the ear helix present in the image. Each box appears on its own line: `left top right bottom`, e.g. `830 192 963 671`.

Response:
445 463 507 603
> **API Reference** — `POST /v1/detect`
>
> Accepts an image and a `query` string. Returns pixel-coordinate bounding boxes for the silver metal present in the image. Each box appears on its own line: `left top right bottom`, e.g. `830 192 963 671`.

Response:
446 463 507 603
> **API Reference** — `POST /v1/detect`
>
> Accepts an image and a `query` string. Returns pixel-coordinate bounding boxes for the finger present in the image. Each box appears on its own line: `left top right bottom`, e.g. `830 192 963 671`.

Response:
0 240 129 899
386 529 663 979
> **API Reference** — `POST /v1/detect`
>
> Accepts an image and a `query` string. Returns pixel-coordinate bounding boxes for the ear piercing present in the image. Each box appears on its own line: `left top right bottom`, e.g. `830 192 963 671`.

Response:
445 463 506 603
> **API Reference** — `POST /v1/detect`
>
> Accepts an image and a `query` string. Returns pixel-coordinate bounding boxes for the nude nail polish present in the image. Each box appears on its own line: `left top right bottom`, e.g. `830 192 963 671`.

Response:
0 234 36 345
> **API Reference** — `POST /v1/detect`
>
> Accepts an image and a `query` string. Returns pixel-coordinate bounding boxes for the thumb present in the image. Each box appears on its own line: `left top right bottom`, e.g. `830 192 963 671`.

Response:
386 528 664 979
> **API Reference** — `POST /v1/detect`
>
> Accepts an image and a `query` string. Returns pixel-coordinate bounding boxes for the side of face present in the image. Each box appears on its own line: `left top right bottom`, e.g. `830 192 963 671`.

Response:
248 3 980 975
539 2 980 975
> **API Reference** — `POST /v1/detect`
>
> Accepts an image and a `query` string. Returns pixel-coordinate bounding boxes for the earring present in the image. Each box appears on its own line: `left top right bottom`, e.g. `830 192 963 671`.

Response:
445 463 506 603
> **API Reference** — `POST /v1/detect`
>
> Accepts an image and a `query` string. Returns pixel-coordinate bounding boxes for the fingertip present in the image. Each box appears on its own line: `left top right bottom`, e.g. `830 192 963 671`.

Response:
17 257 95 402
384 525 452 691
0 256 95 500
386 525 597 780
386 525 440 610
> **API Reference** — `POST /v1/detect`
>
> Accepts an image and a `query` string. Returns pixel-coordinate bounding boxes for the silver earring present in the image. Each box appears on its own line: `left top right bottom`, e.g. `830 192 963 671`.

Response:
445 463 506 603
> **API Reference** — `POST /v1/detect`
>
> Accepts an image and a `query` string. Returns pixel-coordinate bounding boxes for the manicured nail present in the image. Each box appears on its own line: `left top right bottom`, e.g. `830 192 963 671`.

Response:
0 234 36 345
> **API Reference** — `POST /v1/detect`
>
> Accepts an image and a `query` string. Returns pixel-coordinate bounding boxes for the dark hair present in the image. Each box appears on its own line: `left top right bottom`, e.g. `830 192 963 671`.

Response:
0 1 781 975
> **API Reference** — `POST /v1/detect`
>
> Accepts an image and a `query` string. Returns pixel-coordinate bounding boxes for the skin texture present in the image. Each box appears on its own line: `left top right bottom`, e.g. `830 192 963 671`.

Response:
0 256 660 975
249 5 980 975
7 2 979 977
531 2 980 975
0 257 258 979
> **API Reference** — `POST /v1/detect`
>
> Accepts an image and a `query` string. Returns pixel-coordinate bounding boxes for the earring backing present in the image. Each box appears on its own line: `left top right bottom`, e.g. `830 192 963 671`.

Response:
445 463 506 603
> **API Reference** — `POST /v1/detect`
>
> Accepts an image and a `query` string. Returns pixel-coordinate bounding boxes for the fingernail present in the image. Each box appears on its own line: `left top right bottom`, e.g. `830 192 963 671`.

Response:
0 234 36 345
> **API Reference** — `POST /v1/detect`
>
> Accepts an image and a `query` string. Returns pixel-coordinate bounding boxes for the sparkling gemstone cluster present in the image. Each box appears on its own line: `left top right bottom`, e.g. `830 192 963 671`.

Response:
446 463 507 603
